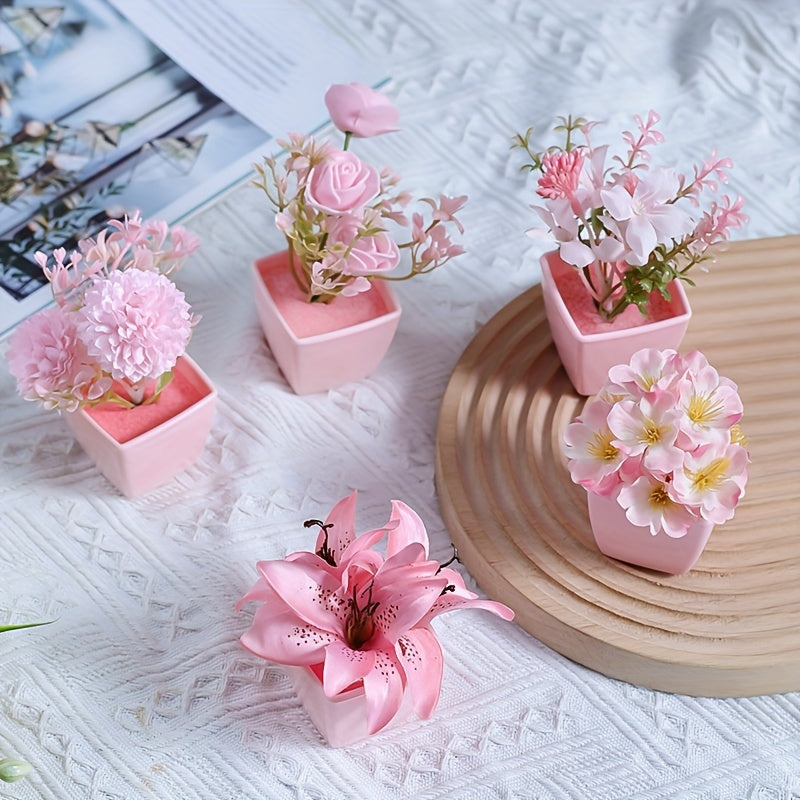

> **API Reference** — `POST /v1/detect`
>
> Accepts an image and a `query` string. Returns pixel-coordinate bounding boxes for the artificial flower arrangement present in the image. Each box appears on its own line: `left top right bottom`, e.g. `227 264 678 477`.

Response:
254 82 467 303
514 111 747 321
251 82 468 394
563 348 749 573
7 212 199 410
238 492 514 745
6 213 216 497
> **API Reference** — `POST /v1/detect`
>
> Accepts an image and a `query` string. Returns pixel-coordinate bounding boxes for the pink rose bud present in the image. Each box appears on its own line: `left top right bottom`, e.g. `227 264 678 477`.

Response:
305 150 381 214
324 82 399 138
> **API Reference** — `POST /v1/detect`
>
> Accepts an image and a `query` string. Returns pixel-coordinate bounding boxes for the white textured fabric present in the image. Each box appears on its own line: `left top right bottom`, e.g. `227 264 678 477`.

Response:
2 1 799 798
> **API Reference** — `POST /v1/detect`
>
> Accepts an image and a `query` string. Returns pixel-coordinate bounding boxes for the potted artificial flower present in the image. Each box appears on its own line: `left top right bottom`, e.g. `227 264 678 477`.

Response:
514 111 747 395
252 82 467 395
6 213 216 498
563 348 749 574
237 491 514 746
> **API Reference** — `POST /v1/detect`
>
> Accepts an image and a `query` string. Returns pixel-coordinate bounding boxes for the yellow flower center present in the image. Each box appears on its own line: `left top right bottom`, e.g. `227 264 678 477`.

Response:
687 391 724 425
588 430 619 461
648 484 671 508
640 374 657 391
730 424 747 447
641 419 662 446
689 457 730 492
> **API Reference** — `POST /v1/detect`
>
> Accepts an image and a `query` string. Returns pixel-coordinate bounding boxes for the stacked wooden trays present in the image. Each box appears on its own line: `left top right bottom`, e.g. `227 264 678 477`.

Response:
435 236 800 697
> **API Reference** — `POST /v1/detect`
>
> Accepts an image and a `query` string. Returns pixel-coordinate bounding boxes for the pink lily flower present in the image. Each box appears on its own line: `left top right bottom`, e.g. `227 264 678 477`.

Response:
238 494 513 735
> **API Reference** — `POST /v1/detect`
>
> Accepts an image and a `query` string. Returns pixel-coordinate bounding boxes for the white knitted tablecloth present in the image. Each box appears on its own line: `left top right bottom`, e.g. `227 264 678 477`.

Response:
1 2 799 798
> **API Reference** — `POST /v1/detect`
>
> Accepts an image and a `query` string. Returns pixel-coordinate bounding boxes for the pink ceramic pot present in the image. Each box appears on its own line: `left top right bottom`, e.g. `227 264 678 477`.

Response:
252 251 401 395
587 491 715 574
540 251 692 395
64 354 216 498
286 664 413 748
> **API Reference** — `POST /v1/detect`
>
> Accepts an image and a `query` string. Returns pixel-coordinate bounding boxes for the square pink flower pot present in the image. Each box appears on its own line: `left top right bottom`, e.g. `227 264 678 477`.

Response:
587 491 715 574
252 251 401 395
286 664 413 748
63 354 216 498
540 251 692 396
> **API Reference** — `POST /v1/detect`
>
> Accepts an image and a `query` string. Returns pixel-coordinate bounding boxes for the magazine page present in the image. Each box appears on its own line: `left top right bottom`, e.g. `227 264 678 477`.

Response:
0 0 385 338
106 0 377 135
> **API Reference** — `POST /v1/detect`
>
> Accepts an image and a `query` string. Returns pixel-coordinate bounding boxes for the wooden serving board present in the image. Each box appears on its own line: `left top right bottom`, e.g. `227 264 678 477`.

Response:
435 236 800 697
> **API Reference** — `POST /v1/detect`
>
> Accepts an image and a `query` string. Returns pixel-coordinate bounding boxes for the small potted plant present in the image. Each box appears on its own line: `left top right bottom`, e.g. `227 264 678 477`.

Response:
252 82 467 395
514 111 747 395
563 348 749 573
6 212 216 498
237 491 514 746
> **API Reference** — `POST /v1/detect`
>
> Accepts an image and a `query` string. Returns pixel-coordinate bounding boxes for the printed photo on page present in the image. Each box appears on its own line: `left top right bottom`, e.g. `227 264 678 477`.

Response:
0 0 386 339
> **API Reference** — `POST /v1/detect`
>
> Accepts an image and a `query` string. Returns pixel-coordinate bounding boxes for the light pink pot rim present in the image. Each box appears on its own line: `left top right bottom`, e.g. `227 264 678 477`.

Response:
63 354 217 451
293 665 364 703
539 253 692 344
252 260 402 347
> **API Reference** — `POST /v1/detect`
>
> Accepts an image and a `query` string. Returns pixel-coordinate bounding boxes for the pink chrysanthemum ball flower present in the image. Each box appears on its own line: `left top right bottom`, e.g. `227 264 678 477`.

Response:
7 305 110 411
76 269 194 384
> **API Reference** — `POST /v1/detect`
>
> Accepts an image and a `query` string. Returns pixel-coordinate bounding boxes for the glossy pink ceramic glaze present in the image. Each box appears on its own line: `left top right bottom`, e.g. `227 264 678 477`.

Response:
540 251 691 396
587 491 715 574
64 354 216 498
253 251 401 395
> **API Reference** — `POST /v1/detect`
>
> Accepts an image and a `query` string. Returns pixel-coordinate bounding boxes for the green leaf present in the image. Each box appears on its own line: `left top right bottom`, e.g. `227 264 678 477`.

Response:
0 620 54 634
155 370 175 395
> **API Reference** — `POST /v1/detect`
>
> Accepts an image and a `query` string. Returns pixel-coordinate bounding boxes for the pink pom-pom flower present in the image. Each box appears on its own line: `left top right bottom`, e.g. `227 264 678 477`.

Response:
6 213 200 413
6 305 110 411
76 269 194 384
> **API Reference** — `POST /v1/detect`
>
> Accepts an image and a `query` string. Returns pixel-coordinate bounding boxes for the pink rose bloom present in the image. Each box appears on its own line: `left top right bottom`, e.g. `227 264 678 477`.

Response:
76 269 193 384
326 214 400 276
305 149 380 214
6 305 109 411
324 82 399 138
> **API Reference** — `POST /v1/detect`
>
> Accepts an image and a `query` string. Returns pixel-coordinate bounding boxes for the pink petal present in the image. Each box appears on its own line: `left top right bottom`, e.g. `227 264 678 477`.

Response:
235 575 279 611
322 640 376 696
240 606 335 664
374 572 447 641
396 627 443 719
320 491 358 562
362 648 406 734
259 559 343 632
624 214 657 263
386 501 429 558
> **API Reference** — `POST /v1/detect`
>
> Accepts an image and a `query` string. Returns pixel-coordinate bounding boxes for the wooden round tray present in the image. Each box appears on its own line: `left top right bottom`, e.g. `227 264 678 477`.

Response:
435 236 800 697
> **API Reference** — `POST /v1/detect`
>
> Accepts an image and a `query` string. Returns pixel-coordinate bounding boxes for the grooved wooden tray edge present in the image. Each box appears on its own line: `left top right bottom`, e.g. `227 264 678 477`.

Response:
435 235 800 697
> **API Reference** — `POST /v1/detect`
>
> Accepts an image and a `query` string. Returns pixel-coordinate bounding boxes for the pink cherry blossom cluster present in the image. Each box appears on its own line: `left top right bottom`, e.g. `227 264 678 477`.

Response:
238 492 513 735
563 348 749 538
515 112 748 320
254 82 467 303
6 213 199 411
